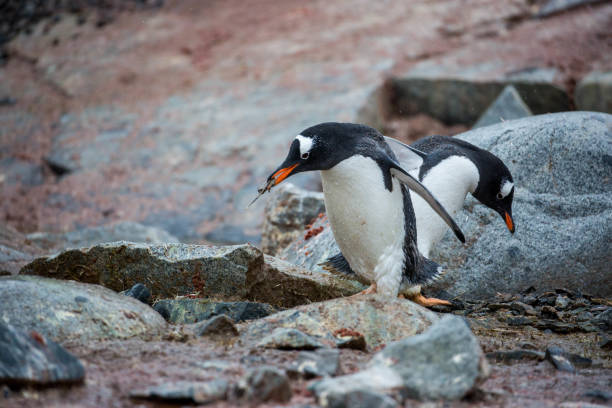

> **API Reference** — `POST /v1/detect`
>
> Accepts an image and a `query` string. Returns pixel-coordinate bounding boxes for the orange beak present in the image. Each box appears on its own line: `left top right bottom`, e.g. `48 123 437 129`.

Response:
270 163 299 186
504 211 515 233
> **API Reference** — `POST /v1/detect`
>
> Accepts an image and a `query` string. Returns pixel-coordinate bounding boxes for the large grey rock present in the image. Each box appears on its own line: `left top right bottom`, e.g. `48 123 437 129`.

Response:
20 241 361 307
26 222 180 251
0 276 167 342
388 65 569 125
311 315 487 403
153 299 275 324
241 295 439 350
429 112 612 299
261 183 325 256
473 85 532 128
575 71 612 114
0 322 85 386
20 242 262 299
279 112 612 300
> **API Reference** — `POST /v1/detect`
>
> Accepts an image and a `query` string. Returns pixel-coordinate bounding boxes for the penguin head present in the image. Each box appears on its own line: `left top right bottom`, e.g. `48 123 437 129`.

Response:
472 154 515 233
266 122 379 185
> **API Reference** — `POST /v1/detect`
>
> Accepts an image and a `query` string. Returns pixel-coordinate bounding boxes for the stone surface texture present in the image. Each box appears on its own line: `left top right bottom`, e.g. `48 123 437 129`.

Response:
241 295 439 350
153 299 275 324
0 275 167 342
311 315 487 402
0 322 85 386
20 241 361 307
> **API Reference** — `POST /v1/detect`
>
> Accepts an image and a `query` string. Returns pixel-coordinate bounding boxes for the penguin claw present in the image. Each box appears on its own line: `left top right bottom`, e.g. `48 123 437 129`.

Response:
404 293 452 308
350 283 377 297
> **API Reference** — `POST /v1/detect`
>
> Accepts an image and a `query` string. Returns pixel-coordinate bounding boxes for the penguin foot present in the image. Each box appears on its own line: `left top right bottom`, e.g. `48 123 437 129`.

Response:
351 283 377 297
401 293 451 307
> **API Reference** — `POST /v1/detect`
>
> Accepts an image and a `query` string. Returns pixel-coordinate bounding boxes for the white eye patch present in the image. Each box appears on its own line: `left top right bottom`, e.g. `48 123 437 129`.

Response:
295 135 313 156
500 180 514 198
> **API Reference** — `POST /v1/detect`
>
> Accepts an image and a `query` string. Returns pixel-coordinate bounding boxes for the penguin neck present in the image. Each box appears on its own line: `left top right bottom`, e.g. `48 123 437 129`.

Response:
411 155 479 257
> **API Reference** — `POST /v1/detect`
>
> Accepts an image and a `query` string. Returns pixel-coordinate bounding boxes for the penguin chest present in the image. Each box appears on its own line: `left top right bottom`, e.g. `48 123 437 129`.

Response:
320 156 406 287
409 155 478 257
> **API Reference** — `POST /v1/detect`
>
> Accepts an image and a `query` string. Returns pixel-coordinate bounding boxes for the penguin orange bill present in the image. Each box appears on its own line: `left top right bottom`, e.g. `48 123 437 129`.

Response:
247 163 300 208
270 163 299 185
504 212 515 233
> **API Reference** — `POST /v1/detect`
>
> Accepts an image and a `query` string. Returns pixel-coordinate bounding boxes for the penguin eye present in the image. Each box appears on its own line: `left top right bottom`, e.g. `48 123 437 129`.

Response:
301 152 310 160
496 193 503 200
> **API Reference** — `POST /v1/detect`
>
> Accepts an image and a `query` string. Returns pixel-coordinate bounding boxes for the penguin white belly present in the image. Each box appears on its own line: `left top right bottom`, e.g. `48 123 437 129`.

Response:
409 155 478 257
321 155 406 296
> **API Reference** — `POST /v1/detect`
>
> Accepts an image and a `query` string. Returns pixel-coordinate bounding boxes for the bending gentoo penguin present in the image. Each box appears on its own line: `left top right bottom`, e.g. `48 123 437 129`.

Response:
261 122 466 307
323 134 515 289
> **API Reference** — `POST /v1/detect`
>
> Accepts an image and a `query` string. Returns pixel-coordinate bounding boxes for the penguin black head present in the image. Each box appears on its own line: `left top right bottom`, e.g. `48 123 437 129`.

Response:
266 122 385 185
472 151 515 234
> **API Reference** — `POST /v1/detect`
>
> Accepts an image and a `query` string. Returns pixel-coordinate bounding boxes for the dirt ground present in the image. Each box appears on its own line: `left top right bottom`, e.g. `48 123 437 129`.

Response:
3 317 610 408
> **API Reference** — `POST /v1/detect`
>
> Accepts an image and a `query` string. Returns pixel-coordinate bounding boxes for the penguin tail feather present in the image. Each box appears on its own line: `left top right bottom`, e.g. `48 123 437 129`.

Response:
416 256 446 286
319 252 356 278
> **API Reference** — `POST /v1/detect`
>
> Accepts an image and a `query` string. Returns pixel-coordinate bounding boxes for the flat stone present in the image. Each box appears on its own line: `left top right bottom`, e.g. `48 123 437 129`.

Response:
545 346 575 372
509 301 536 316
311 315 488 402
239 366 292 403
154 299 275 324
592 308 612 331
486 349 545 364
193 315 239 337
288 349 340 379
260 183 325 256
257 328 325 350
0 322 85 386
26 222 179 252
0 275 167 342
473 85 532 128
241 295 439 350
130 380 229 404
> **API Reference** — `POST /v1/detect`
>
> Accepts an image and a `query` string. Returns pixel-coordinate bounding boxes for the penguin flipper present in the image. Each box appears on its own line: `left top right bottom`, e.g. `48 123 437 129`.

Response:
319 252 357 277
389 166 466 244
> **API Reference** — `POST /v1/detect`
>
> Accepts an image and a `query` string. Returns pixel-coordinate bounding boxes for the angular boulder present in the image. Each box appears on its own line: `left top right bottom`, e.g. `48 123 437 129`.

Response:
311 315 487 403
0 275 167 342
241 295 439 350
20 242 361 308
20 242 262 299
0 322 85 386
473 85 532 128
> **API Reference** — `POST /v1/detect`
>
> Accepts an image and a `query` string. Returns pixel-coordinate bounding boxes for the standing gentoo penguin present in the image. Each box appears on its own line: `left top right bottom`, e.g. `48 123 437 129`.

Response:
324 135 515 293
260 122 466 307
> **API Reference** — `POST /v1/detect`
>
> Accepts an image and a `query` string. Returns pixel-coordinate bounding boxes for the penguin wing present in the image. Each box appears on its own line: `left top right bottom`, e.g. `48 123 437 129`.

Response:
384 136 426 171
390 165 466 243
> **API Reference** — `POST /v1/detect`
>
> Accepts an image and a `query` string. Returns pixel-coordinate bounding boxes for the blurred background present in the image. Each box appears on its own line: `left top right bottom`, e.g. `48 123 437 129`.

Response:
1 0 611 252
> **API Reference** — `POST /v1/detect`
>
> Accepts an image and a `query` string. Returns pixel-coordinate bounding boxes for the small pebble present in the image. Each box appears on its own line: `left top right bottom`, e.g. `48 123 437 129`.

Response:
545 346 575 373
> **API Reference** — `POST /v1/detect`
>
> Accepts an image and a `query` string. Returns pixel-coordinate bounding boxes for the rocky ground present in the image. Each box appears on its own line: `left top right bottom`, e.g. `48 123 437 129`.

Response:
1 0 611 407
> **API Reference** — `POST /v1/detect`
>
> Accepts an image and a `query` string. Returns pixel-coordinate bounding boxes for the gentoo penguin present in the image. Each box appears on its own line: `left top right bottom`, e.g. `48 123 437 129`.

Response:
261 122 466 307
324 134 515 293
